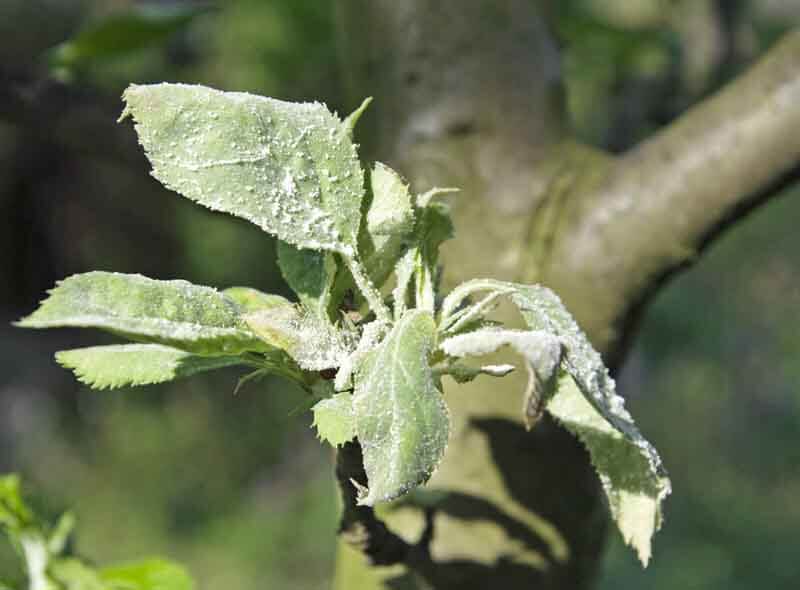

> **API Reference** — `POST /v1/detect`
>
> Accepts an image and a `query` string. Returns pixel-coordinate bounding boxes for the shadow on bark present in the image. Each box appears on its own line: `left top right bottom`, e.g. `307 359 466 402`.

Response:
374 417 608 589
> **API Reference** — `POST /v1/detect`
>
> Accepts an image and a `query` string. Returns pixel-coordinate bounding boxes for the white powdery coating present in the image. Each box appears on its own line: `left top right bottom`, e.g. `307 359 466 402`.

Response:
353 310 449 506
122 83 365 255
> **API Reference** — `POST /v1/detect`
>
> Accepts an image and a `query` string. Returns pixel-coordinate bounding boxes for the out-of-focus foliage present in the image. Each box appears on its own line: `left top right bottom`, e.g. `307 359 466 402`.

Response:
48 4 212 76
2 1 800 589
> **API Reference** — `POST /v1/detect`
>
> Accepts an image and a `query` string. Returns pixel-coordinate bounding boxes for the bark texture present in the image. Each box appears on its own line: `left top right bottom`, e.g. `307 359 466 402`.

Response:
334 2 800 588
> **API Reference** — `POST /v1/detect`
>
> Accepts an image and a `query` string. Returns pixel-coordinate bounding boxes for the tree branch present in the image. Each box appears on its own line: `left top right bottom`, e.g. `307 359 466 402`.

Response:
544 30 800 363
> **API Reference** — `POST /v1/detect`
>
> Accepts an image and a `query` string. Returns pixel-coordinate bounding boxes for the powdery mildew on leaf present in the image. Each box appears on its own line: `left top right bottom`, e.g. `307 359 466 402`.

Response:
439 278 671 565
353 310 449 506
55 344 244 390
362 162 415 287
17 272 265 355
440 328 562 429
121 83 364 255
244 305 356 371
312 393 356 447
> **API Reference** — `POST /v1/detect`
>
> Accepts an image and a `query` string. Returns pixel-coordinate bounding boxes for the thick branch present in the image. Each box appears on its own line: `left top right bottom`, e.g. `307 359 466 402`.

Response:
544 30 800 362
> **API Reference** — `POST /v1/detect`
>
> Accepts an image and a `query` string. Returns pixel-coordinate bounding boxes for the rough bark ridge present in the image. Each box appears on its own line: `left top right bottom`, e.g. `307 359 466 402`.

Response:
334 1 800 588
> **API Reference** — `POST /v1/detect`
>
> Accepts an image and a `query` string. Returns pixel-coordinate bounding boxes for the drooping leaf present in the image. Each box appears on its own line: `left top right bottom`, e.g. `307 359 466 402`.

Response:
391 249 416 320
55 345 244 390
244 306 355 371
101 559 194 590
440 328 562 429
312 393 356 447
361 162 415 287
276 242 339 318
48 4 211 68
511 284 671 565
121 83 365 255
547 374 670 566
439 279 671 565
17 272 266 355
353 310 449 506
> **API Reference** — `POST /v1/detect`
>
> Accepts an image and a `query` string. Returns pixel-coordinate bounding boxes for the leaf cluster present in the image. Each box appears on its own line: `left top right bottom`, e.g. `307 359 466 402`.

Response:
18 83 670 565
0 474 193 590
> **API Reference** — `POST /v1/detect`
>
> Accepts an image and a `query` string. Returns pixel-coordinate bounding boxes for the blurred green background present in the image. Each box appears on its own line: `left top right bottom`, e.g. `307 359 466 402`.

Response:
1 1 798 589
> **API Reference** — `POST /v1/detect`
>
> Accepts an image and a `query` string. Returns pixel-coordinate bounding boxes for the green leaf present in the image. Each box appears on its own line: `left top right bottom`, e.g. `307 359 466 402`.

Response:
121 83 365 255
50 559 106 590
0 475 33 532
361 163 415 287
17 272 265 355
101 559 193 590
312 393 356 447
511 284 671 566
48 4 211 68
343 97 373 135
223 287 292 314
276 242 339 318
414 201 454 312
440 328 562 429
353 310 449 506
439 279 671 565
55 345 244 390
244 306 356 371
547 374 669 567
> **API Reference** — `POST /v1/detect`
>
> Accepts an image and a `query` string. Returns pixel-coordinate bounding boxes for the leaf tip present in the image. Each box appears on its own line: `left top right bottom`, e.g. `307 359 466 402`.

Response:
344 96 373 133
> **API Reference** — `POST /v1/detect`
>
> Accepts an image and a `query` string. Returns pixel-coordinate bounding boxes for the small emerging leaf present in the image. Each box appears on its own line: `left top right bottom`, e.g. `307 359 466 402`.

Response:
353 310 449 505
17 272 266 355
312 393 356 447
122 83 365 255
362 163 415 287
343 97 373 134
56 345 243 390
276 242 340 318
